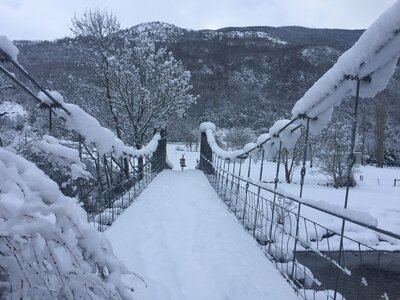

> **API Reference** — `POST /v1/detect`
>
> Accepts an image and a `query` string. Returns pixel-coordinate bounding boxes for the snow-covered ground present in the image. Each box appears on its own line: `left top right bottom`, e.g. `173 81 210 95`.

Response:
106 170 297 300
237 159 400 245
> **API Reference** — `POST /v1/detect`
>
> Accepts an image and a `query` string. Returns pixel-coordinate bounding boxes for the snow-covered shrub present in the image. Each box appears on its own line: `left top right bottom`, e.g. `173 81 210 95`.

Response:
6 129 95 205
224 127 256 150
0 102 26 147
366 149 400 167
0 148 132 299
314 116 357 188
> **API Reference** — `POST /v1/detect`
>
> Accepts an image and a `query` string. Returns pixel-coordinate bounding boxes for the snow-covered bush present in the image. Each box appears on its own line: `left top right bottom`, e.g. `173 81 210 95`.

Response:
315 116 357 188
3 126 95 203
0 102 26 147
0 148 132 299
224 127 256 150
366 149 400 167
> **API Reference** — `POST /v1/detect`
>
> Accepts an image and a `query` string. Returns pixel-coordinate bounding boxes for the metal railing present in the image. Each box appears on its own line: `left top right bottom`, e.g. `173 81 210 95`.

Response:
88 154 163 231
199 139 400 300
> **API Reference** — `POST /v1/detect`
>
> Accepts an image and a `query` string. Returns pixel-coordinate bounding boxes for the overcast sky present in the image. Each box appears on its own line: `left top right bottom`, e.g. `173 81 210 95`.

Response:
0 0 397 40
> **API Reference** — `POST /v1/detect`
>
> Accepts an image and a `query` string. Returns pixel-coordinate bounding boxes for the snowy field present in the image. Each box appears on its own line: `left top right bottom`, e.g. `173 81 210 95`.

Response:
106 170 297 300
166 144 400 250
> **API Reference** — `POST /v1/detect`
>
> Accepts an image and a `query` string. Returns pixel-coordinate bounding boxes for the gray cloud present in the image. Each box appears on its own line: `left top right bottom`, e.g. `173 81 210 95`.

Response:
0 0 397 40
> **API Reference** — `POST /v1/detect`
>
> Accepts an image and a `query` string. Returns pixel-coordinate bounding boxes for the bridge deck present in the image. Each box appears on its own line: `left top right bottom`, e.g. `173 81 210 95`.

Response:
106 170 297 300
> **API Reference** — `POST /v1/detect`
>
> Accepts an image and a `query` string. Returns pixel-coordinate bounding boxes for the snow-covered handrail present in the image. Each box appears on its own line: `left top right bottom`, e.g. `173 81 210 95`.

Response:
291 1 400 123
200 120 302 162
37 91 161 157
199 122 245 161
0 38 70 115
0 38 161 158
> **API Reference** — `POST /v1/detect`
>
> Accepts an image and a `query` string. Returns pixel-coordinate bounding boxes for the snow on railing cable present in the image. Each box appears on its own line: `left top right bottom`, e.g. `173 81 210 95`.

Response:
200 122 245 161
0 41 69 115
291 0 400 123
0 148 133 299
37 91 161 157
200 120 303 162
0 36 19 62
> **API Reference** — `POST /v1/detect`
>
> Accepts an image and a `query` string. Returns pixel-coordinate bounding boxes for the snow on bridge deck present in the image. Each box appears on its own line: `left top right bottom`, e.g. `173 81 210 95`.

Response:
106 170 297 300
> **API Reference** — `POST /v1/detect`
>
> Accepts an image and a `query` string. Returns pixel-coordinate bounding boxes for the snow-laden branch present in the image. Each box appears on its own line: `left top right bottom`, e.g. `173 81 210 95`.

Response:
37 91 160 157
292 0 400 123
0 148 133 299
29 134 91 180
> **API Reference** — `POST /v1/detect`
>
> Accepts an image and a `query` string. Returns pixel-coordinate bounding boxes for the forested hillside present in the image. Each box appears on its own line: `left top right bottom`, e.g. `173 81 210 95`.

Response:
2 22 400 151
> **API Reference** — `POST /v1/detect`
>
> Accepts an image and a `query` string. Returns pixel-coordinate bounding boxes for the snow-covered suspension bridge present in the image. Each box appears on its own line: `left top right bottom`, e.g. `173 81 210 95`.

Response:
1 2 400 300
105 170 297 300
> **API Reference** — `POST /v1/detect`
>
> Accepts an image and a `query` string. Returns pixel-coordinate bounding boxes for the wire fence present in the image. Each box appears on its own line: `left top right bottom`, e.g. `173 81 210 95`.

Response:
200 152 400 300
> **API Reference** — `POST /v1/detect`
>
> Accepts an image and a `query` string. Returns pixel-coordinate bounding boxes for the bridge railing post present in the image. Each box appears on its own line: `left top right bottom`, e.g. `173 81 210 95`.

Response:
152 127 170 173
199 131 215 174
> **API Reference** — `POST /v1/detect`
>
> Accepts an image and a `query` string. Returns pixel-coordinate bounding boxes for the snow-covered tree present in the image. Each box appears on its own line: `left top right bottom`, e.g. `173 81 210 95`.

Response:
70 9 197 149
70 9 122 138
0 148 133 299
281 142 301 184
0 74 10 90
